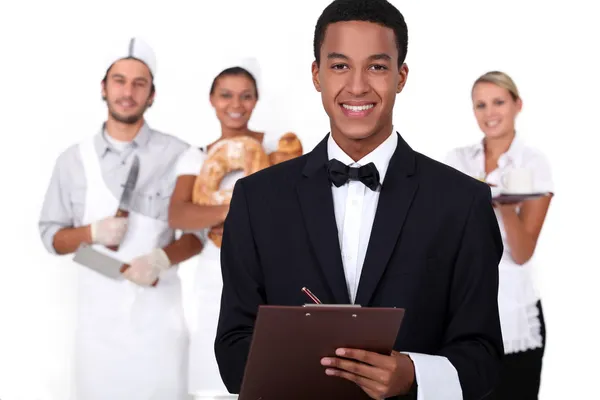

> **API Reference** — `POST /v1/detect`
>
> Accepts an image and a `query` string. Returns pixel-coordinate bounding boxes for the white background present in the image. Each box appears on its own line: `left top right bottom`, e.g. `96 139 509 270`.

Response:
0 0 598 398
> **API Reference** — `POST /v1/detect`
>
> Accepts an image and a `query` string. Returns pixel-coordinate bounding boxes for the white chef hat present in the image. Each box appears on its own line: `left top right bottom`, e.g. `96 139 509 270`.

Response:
212 56 262 94
103 37 157 78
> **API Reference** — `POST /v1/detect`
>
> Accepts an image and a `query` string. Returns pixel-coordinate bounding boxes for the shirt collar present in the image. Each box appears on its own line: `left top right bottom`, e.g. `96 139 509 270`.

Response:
470 133 524 168
94 121 152 156
327 128 398 184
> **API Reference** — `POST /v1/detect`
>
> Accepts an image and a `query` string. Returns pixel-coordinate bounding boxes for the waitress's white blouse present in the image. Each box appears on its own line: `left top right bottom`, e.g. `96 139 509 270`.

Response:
444 136 554 354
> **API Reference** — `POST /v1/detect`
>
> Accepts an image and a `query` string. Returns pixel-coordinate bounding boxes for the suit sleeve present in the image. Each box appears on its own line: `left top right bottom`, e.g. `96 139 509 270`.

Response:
214 179 265 394
438 185 505 400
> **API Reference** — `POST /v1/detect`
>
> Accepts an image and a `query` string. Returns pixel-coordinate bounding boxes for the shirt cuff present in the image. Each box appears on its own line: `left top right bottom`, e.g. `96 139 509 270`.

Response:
40 224 64 255
402 352 463 400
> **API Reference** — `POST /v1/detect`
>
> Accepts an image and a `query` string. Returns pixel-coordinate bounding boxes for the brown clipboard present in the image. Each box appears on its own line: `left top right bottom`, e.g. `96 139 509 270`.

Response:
238 304 405 400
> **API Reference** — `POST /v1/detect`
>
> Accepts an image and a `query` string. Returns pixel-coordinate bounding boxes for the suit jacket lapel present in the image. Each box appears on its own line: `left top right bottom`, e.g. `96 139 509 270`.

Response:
296 135 350 304
354 133 419 306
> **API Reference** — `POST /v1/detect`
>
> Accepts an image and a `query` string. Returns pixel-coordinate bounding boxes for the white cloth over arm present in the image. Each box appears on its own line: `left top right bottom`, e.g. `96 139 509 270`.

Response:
403 352 463 399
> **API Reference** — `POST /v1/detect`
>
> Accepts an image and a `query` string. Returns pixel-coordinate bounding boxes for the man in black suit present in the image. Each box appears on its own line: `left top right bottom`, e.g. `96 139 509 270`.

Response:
214 0 504 399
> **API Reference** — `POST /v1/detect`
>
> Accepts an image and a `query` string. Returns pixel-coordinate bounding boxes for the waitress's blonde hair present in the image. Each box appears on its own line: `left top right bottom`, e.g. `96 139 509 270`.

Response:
472 71 520 101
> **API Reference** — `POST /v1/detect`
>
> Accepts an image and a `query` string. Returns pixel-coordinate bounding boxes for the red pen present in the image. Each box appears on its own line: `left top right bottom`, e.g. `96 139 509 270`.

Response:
301 287 322 304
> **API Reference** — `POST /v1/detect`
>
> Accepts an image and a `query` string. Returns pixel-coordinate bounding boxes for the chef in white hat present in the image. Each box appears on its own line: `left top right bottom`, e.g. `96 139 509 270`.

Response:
38 36 200 400
100 37 157 117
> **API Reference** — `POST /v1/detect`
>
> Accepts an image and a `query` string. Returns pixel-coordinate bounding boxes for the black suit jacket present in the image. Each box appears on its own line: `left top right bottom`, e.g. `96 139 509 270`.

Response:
215 133 504 400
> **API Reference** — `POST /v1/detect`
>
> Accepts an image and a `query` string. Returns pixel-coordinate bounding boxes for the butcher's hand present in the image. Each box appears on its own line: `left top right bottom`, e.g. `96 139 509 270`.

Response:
90 216 128 246
121 248 171 287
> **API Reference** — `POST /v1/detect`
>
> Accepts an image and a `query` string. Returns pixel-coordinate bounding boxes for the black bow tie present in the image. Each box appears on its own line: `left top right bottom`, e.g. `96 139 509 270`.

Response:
327 158 380 191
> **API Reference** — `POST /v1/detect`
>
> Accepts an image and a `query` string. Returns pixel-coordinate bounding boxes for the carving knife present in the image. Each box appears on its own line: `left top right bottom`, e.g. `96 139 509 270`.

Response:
107 155 140 251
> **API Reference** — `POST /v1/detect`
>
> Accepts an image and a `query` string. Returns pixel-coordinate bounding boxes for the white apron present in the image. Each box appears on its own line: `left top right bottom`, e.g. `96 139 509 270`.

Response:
73 138 190 400
188 134 282 399
497 248 543 354
188 240 237 399
493 198 543 355
188 154 242 399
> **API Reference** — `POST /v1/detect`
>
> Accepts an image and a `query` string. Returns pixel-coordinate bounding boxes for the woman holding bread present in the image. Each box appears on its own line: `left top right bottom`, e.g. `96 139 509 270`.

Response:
444 71 553 400
168 57 302 399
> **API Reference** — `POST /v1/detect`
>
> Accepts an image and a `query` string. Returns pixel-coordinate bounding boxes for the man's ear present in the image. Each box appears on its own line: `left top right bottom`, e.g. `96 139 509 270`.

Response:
101 80 107 101
147 92 155 108
397 63 409 93
312 61 322 92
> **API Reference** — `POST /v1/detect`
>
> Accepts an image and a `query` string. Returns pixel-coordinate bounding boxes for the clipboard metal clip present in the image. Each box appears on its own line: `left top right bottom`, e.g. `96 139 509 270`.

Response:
302 304 362 307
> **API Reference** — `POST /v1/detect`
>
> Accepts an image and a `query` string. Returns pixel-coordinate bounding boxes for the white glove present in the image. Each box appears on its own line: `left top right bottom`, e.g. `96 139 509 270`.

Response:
90 216 128 246
122 248 171 286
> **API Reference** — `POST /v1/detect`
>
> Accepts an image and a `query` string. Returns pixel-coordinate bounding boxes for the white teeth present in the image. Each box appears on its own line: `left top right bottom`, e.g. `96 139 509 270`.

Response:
486 120 500 127
342 104 374 111
228 113 243 118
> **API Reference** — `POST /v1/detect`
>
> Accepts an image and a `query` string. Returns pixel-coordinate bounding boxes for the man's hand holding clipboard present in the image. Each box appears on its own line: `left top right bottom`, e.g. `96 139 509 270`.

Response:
321 347 416 399
303 287 416 399
237 287 409 400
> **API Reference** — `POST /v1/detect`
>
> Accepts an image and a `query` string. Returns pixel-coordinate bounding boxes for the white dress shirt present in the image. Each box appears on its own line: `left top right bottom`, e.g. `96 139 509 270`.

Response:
327 131 463 399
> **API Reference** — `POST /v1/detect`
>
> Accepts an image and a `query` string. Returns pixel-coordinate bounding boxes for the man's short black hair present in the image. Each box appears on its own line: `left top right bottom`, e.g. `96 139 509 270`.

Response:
313 0 408 67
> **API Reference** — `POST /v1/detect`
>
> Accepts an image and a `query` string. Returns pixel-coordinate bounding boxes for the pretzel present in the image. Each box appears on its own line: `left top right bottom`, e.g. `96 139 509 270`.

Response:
193 133 303 247
192 136 269 247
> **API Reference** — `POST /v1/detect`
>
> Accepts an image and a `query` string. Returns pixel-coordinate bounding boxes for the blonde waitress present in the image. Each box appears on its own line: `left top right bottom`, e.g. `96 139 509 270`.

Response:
445 71 553 400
